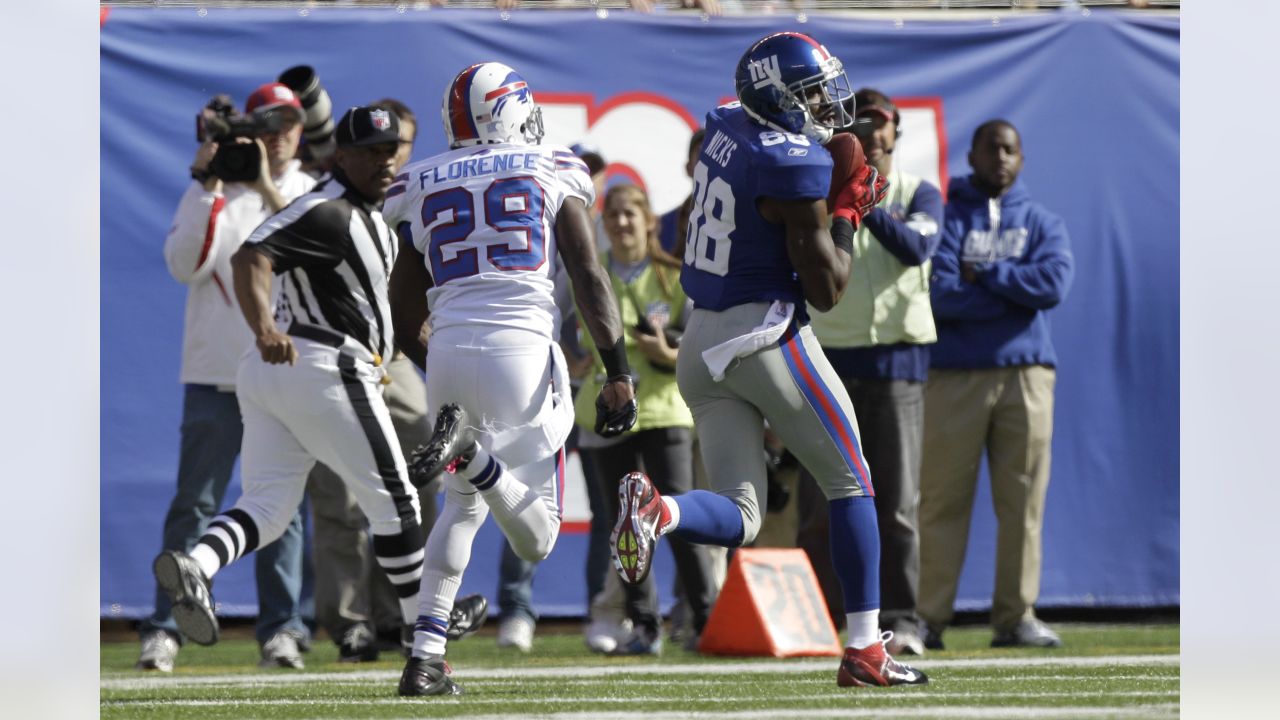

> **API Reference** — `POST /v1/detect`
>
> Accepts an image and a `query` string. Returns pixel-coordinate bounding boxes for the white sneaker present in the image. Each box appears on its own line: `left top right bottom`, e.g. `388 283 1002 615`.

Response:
496 615 535 653
259 631 305 669
886 626 925 656
135 630 179 672
584 616 633 654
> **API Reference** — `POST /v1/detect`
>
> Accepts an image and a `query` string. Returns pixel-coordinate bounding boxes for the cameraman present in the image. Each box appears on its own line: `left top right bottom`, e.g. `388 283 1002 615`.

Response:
139 82 317 673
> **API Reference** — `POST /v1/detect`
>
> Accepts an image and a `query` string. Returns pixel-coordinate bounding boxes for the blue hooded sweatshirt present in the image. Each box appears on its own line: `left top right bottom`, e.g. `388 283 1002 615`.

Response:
929 176 1073 369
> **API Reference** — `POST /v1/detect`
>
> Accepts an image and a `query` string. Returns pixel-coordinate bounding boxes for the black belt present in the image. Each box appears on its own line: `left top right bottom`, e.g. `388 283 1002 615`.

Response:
287 322 345 349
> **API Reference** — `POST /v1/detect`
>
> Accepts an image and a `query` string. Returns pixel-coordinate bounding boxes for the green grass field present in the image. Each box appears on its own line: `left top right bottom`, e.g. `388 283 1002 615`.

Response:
101 623 1179 719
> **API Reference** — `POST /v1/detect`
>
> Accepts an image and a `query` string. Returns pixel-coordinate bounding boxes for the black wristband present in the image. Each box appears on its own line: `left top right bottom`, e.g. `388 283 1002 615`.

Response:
832 216 854 255
599 337 631 381
190 166 214 184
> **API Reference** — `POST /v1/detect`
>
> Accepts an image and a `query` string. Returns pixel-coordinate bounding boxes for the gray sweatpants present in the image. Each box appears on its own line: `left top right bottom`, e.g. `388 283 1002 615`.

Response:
675 303 873 546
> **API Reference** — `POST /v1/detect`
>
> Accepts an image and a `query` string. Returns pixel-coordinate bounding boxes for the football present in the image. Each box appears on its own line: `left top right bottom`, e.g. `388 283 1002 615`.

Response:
825 132 866 210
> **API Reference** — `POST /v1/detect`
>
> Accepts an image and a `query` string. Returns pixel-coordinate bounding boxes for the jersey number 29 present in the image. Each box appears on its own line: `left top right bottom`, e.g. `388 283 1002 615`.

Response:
684 161 736 276
420 176 546 285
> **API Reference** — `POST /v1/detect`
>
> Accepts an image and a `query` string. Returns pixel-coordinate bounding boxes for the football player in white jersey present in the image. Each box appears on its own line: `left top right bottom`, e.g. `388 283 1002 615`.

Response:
384 62 637 697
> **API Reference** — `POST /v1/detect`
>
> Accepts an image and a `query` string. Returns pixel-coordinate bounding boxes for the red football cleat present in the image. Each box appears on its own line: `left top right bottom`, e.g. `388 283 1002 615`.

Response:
837 633 929 687
610 472 670 585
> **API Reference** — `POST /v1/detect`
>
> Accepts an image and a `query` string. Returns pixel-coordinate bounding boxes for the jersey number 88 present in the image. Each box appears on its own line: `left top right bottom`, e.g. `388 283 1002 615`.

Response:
684 161 737 277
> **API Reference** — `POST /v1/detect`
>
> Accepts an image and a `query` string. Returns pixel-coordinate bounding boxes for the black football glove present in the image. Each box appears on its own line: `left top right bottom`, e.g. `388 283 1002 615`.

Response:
594 391 638 438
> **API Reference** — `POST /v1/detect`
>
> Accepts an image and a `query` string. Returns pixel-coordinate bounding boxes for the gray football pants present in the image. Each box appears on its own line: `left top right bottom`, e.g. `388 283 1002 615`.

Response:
797 377 924 630
676 303 873 546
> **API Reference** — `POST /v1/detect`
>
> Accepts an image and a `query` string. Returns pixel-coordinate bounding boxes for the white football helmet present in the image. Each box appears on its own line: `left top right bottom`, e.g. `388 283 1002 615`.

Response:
442 62 545 149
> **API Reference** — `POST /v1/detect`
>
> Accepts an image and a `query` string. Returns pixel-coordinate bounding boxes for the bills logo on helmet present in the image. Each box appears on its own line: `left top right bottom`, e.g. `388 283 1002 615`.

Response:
487 72 531 117
370 109 391 131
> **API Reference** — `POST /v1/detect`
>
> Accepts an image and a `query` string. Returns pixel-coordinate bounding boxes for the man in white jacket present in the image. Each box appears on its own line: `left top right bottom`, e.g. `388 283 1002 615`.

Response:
138 82 317 672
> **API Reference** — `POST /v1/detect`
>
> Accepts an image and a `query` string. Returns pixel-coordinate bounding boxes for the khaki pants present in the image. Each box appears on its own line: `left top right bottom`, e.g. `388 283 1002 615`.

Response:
917 366 1055 632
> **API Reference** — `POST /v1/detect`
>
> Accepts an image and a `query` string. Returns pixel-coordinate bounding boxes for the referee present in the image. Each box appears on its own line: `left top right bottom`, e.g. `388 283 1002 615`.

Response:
153 107 445 648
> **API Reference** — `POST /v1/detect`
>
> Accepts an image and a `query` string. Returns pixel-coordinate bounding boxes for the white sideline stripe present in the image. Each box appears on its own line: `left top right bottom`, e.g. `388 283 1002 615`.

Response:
430 708 1179 720
101 674 1181 691
99 700 1180 719
104 691 1178 706
100 653 1179 691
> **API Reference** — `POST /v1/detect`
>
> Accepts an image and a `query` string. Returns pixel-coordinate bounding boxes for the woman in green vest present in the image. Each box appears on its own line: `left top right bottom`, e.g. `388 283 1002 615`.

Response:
576 184 716 655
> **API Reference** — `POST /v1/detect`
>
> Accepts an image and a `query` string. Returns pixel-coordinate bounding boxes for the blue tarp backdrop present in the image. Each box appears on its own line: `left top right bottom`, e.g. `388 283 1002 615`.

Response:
101 8 1179 619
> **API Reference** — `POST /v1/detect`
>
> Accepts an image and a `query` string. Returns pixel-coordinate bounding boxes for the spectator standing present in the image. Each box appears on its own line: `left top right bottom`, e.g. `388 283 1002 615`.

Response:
799 89 943 656
138 82 316 672
579 184 716 655
918 120 1073 650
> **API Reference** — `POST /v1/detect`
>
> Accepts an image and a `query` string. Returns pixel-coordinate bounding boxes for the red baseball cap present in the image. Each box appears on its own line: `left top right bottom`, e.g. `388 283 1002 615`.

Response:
853 88 899 125
244 82 304 121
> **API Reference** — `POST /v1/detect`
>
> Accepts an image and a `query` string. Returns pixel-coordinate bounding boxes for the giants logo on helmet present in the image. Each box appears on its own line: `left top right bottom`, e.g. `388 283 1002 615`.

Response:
748 55 781 89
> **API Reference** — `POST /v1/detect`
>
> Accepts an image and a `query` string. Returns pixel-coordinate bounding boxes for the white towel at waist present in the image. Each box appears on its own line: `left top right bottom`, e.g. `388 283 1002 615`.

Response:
700 301 795 382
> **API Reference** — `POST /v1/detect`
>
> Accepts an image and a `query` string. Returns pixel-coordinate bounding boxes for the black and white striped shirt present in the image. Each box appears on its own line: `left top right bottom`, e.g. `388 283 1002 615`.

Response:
245 174 396 359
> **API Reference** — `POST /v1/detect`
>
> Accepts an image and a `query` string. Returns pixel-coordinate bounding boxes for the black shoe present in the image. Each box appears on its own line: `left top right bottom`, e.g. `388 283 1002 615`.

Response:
446 593 489 641
153 550 219 646
338 623 379 663
923 625 945 651
408 404 477 488
398 657 463 696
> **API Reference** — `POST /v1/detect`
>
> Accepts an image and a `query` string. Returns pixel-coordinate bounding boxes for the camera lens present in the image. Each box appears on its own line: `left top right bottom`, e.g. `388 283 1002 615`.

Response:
279 65 335 160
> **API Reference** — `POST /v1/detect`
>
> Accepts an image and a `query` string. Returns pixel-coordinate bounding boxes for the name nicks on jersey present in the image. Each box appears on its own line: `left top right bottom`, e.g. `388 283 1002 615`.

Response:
703 129 738 168
680 103 833 312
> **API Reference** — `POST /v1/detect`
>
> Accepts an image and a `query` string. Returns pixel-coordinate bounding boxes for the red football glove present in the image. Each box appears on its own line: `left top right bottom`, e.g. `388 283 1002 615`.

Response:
831 165 891 228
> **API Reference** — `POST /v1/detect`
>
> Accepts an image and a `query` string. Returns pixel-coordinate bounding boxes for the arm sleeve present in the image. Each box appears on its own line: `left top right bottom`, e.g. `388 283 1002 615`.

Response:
930 214 1009 321
245 198 349 274
162 182 225 285
976 210 1074 310
552 148 596 207
381 172 411 227
861 180 944 267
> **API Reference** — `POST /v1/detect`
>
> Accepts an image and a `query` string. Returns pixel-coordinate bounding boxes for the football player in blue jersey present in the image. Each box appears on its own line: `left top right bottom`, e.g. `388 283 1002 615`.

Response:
609 32 927 687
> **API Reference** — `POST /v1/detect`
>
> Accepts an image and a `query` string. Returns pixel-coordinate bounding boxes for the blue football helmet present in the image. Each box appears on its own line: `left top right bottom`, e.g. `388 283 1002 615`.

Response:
734 32 855 144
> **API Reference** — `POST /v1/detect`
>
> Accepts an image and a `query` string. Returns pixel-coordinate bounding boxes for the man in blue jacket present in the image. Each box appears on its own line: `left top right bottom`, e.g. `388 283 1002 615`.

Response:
918 120 1073 649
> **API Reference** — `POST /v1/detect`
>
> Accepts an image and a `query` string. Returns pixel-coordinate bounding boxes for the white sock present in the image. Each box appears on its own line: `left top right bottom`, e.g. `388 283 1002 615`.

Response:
660 495 680 534
189 544 221 580
413 572 461 658
846 610 881 649
454 445 493 483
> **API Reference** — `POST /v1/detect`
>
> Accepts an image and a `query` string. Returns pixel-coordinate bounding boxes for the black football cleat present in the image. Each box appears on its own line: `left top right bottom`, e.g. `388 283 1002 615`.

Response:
407 404 477 488
153 550 219 646
398 657 463 696
446 593 489 641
